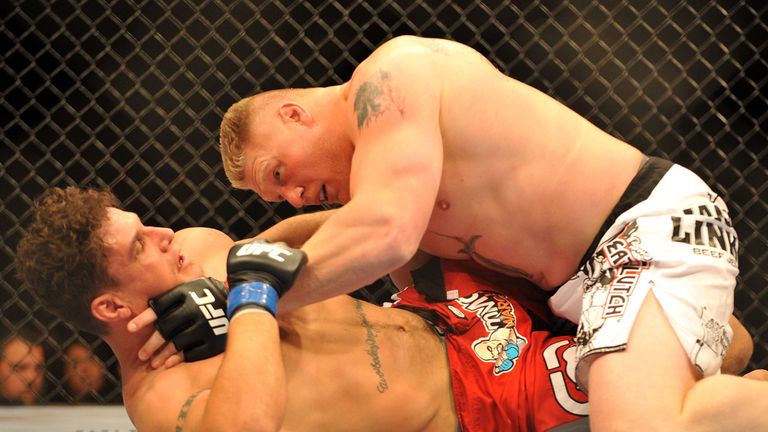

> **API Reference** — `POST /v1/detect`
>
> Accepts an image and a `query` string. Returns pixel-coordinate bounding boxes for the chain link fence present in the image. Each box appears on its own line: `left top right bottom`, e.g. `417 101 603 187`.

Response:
1 0 766 404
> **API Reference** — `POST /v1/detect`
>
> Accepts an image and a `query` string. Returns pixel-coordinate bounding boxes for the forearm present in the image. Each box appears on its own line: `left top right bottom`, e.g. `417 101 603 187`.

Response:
279 200 424 311
197 311 286 431
244 209 337 248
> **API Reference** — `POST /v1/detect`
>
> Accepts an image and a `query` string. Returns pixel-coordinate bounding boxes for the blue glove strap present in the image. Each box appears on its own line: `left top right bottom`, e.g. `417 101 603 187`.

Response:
227 281 279 318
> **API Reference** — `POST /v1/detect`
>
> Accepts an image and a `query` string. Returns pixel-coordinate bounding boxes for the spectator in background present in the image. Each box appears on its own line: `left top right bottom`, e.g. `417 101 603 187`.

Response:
63 341 106 403
0 329 46 405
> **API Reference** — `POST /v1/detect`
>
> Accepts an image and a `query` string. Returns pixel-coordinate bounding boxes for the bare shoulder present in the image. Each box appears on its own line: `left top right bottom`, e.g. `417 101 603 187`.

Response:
344 37 457 130
354 36 448 77
176 227 232 243
176 227 234 254
176 227 233 279
128 366 210 432
356 36 487 74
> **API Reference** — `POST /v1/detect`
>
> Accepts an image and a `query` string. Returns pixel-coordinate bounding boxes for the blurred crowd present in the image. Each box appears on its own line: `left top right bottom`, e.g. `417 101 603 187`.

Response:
0 326 121 405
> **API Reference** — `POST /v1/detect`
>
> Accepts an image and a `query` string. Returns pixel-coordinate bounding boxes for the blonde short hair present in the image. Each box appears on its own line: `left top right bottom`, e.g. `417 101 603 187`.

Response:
219 89 303 189
219 96 253 189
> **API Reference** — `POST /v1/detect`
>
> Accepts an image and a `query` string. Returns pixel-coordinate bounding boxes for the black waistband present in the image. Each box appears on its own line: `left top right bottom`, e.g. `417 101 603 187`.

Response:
575 156 674 270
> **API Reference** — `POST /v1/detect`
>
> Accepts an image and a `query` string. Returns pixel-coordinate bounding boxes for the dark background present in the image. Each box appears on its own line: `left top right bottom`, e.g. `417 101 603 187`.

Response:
2 0 766 403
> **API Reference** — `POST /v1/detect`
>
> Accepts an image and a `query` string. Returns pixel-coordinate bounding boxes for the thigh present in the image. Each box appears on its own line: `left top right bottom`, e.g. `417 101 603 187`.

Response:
586 291 698 430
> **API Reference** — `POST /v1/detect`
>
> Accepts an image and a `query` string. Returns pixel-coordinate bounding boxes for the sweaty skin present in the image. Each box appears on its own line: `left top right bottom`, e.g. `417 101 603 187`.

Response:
354 38 643 288
118 227 455 432
241 36 644 310
229 36 768 432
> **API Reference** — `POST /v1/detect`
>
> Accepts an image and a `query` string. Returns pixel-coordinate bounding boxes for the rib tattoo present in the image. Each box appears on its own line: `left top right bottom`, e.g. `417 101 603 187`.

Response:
354 299 389 393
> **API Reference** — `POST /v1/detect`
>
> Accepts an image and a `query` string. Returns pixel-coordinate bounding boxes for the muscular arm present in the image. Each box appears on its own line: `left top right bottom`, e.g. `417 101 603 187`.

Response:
131 229 286 431
136 311 286 432
280 40 444 311
244 209 337 247
189 312 285 431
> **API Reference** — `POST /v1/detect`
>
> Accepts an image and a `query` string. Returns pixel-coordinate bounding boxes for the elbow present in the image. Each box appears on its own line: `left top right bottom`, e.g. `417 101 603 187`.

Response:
377 211 423 270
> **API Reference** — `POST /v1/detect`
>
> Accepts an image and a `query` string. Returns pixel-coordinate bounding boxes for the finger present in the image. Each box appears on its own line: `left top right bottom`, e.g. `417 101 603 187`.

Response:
128 308 158 333
163 352 185 369
138 331 169 362
151 342 181 369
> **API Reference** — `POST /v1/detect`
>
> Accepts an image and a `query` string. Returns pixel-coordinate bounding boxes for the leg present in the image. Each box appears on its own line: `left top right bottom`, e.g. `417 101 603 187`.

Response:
588 291 768 431
743 369 768 381
721 315 753 374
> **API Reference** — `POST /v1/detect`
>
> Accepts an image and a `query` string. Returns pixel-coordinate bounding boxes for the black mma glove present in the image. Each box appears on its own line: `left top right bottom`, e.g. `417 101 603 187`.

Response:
149 277 229 362
226 239 307 318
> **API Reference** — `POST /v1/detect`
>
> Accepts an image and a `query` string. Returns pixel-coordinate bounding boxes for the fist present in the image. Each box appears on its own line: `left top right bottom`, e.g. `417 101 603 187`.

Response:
227 239 307 296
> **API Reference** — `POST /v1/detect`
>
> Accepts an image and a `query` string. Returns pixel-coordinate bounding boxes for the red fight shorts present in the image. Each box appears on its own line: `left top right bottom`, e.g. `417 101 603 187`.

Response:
386 259 588 432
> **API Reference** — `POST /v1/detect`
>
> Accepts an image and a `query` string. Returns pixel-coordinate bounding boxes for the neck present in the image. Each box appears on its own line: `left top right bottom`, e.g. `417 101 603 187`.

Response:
317 84 356 154
103 321 157 394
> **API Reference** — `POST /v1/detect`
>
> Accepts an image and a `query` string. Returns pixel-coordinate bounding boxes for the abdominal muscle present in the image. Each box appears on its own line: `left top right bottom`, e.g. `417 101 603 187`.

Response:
278 296 456 431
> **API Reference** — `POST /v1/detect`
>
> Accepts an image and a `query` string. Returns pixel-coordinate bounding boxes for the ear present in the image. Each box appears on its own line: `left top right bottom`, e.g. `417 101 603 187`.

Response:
278 103 313 126
91 292 135 323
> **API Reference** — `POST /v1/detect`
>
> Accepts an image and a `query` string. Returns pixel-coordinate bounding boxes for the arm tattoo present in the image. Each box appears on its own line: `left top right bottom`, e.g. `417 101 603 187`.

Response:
175 389 204 432
354 81 384 129
431 231 534 280
353 69 404 130
353 299 389 393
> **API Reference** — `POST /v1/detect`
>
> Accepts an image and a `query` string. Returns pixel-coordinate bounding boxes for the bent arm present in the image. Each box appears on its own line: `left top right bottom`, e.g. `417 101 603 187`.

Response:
132 310 285 432
279 49 444 311
186 312 286 432
247 209 337 247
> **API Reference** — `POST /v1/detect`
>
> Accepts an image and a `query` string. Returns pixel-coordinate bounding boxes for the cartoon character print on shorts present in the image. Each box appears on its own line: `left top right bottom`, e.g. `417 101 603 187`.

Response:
574 220 652 354
452 291 529 376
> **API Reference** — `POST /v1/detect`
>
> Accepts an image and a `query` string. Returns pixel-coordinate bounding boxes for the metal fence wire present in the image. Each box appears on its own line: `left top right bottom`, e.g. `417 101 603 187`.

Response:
1 0 766 404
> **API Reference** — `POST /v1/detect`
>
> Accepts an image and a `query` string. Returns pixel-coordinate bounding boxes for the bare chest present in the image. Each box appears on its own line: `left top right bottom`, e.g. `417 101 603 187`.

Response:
279 309 453 431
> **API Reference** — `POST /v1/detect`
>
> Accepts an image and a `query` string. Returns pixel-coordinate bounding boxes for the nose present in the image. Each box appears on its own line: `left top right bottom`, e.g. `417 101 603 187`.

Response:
282 186 305 208
21 366 41 385
147 226 175 251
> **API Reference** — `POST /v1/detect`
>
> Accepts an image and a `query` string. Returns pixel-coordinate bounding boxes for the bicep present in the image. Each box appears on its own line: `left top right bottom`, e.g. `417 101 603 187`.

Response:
256 209 338 247
348 58 444 218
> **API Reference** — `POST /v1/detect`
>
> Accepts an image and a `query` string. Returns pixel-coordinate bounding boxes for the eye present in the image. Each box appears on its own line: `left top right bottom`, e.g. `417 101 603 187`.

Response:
135 237 144 256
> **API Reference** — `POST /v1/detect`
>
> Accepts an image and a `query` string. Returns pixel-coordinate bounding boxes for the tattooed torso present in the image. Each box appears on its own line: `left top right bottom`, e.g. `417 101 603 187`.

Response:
340 36 645 289
124 294 455 432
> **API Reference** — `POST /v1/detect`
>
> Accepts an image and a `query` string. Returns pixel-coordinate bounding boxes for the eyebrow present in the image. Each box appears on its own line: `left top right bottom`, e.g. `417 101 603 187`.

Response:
252 159 268 196
127 213 142 259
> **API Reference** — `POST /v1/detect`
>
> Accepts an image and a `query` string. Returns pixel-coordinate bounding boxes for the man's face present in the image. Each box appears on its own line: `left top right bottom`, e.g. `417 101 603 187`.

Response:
64 343 105 398
242 124 351 208
102 208 204 304
0 339 44 405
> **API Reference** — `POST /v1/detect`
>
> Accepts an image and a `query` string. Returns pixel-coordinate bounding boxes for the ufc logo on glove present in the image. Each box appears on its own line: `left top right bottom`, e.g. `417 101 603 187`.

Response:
191 289 229 335
236 242 294 262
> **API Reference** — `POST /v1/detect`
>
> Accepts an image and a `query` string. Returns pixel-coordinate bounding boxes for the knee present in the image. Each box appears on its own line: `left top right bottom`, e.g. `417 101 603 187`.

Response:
680 374 744 430
743 369 768 381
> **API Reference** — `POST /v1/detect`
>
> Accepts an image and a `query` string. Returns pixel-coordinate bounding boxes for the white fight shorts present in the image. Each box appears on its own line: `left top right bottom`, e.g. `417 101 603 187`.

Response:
548 156 738 389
